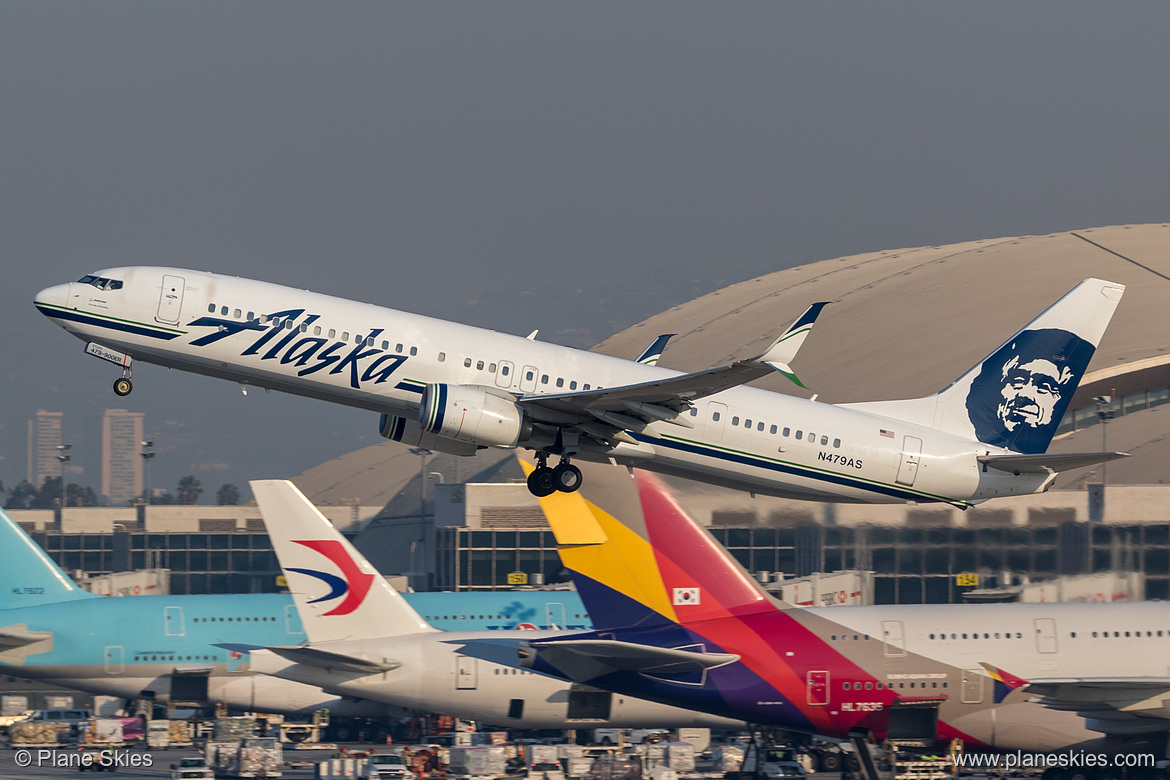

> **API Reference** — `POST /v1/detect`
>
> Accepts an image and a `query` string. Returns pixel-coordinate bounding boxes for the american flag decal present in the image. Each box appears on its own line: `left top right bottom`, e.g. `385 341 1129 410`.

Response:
880 429 895 438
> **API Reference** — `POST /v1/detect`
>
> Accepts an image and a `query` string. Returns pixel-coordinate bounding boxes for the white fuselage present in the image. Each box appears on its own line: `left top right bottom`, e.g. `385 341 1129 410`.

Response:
250 631 744 730
35 267 1048 506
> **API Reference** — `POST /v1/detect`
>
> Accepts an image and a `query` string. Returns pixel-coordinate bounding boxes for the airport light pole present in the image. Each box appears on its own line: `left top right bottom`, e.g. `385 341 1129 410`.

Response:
409 447 432 591
140 441 155 505
56 444 72 511
1094 395 1114 486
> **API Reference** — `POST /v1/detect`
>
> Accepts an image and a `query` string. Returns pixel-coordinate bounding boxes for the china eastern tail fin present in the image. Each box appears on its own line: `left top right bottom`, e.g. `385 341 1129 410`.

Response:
518 458 779 632
0 507 100 610
844 279 1125 454
251 480 436 643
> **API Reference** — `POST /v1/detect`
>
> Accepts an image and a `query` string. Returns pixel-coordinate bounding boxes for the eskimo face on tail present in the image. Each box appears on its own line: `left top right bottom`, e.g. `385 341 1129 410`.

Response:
965 328 1094 454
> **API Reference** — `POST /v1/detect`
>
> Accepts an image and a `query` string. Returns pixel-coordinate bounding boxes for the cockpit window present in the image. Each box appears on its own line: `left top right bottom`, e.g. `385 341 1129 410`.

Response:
76 275 123 291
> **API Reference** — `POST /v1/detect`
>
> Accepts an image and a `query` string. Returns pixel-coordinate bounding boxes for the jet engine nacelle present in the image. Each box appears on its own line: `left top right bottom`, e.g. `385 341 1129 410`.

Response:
378 413 480 456
419 384 530 448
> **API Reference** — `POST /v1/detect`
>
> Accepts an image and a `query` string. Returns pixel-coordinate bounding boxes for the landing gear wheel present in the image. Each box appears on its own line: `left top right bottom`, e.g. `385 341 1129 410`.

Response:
113 377 133 397
527 466 557 497
553 462 583 493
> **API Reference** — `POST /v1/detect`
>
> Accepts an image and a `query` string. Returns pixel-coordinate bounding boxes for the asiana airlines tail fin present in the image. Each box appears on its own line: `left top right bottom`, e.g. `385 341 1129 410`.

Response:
518 456 781 633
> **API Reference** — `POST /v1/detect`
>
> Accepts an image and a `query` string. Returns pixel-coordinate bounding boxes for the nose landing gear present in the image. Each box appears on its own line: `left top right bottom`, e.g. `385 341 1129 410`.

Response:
527 454 583 497
113 366 133 397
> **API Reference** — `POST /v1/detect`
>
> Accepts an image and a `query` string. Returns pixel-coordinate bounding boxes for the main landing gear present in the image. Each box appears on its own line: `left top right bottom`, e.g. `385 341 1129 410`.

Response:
527 453 582 497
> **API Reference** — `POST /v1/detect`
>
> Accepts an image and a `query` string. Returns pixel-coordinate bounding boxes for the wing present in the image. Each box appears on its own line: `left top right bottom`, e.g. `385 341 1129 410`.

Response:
0 626 52 650
519 302 828 442
982 663 1170 734
520 638 739 684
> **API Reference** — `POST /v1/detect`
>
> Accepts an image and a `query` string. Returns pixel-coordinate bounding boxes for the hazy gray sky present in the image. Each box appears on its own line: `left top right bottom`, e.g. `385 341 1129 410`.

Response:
3 3 1168 502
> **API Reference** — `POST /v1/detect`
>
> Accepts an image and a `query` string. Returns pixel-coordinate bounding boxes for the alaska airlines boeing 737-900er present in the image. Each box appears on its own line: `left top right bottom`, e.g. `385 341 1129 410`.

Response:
35 269 1126 503
510 459 1170 762
0 506 588 720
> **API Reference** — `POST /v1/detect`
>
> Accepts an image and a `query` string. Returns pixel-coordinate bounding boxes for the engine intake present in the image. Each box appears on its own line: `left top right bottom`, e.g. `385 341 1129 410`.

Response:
419 384 530 447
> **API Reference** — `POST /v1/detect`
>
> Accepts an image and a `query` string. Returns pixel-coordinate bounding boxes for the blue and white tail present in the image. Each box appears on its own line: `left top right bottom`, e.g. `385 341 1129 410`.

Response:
250 480 436 643
0 508 100 610
845 279 1124 454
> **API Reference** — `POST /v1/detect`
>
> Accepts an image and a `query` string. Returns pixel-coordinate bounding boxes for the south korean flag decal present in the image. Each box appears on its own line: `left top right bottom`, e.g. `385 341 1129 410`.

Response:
673 587 701 606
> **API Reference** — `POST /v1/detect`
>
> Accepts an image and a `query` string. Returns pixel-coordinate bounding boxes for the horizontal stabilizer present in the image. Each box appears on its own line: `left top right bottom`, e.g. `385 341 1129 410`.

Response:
978 451 1129 475
525 638 738 683
266 645 400 674
0 625 52 650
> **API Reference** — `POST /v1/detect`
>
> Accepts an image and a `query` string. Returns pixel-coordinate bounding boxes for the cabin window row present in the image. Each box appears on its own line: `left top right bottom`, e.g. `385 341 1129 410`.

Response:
713 411 844 449
842 681 948 691
930 632 1024 640
191 616 277 623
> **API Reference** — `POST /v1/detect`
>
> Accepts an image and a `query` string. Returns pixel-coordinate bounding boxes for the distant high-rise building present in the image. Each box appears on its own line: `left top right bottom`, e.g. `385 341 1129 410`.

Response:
102 410 144 505
27 410 64 487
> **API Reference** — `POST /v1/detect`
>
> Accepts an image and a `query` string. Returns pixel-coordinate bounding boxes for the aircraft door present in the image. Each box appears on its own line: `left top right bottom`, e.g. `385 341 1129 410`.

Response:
961 669 985 703
520 366 539 394
881 620 907 657
895 436 923 486
707 402 728 442
545 602 566 629
456 656 478 690
104 646 124 674
1034 618 1058 653
496 361 515 389
156 274 185 325
284 604 304 636
806 670 830 705
164 606 185 637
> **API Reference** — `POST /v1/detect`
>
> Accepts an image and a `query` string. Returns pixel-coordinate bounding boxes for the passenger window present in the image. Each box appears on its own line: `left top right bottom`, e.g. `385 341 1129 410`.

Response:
732 416 740 426
489 363 497 372
526 371 535 381
208 303 215 313
342 332 349 341
569 380 577 390
795 431 803 440
770 425 777 434
500 365 508 375
233 309 242 318
556 378 564 387
381 340 388 349
328 329 336 338
221 306 228 316
248 312 255 321
584 383 591 390
315 326 323 336
808 432 816 442
745 419 752 428
820 435 828 445
833 438 841 448
396 343 403 353
410 346 417 356
690 408 698 416
541 375 549 384
783 427 790 436
713 412 721 422
757 422 765 431
477 361 485 370
465 358 472 367
365 337 373 346
438 353 446 362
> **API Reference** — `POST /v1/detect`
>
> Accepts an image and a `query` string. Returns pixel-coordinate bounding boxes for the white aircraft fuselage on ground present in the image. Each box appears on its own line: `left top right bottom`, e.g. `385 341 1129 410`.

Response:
35 268 1125 505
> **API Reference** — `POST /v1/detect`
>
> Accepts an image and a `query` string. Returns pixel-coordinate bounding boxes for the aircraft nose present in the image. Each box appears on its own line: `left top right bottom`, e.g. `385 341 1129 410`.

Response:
33 282 70 312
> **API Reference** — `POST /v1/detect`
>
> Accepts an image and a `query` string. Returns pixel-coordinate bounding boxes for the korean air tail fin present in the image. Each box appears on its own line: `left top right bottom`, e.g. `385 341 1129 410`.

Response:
0 507 100 610
519 457 780 632
250 480 436 643
843 279 1125 454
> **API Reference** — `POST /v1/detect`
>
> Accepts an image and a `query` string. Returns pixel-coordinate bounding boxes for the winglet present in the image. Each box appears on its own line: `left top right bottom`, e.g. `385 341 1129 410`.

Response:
636 334 676 366
979 661 1030 703
756 302 829 386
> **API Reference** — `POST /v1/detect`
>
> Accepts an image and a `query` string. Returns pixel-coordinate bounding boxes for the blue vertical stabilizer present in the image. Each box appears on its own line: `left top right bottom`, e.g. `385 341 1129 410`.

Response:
0 508 100 609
